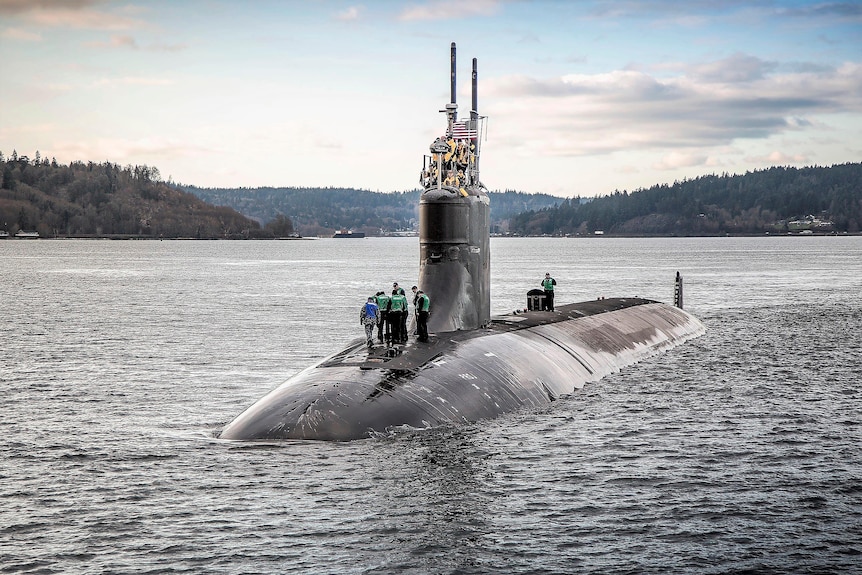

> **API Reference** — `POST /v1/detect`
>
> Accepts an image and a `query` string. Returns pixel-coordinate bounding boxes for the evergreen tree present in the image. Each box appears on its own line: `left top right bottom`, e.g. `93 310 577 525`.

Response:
265 214 295 236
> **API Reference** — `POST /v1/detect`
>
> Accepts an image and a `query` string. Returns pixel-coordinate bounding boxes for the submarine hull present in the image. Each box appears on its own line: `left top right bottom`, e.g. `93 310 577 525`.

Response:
220 298 705 441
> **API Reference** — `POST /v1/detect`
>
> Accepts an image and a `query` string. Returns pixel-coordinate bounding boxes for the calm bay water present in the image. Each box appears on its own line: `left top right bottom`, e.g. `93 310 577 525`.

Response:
1 236 860 574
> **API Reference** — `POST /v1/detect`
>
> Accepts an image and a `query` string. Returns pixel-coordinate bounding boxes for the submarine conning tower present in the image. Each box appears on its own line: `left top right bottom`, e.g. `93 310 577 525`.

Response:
418 42 491 333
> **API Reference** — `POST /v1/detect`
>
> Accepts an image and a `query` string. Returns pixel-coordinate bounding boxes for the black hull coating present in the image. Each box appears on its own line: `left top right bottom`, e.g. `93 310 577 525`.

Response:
220 298 705 441
418 187 491 332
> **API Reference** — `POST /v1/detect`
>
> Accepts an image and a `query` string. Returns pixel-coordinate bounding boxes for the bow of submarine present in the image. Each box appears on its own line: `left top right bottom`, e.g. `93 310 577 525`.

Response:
219 298 705 441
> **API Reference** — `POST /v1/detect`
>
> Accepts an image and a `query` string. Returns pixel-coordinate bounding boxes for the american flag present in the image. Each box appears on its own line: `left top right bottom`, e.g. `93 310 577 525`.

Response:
450 120 478 139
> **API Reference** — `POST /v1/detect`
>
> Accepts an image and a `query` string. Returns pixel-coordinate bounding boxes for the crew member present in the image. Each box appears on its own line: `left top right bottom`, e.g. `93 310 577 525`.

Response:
391 282 408 342
455 140 468 168
411 286 419 334
375 291 390 343
416 290 431 343
359 296 379 348
541 272 557 311
388 289 408 344
444 135 457 164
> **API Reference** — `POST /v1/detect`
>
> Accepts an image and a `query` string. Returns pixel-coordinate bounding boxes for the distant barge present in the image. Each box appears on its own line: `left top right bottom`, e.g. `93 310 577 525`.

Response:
333 230 365 238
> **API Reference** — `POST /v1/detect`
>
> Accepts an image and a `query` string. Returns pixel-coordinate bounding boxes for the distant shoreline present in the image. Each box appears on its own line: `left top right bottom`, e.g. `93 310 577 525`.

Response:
4 232 858 240
0 235 313 241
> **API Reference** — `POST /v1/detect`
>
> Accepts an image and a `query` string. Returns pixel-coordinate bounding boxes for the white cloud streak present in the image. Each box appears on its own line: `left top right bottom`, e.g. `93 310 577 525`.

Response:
0 26 41 40
0 0 138 30
398 0 501 21
93 76 174 87
49 137 209 162
335 5 362 21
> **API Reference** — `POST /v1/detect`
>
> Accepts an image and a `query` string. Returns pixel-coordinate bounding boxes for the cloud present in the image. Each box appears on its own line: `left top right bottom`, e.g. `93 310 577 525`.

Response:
84 34 187 51
398 0 501 21
94 76 174 87
310 138 344 151
582 0 862 24
688 52 777 83
0 122 59 140
49 137 209 162
652 151 709 170
583 0 730 21
0 26 41 40
0 0 138 30
335 5 362 21
488 70 681 100
149 42 187 52
782 61 835 74
747 151 810 165
0 0 99 14
481 54 862 159
85 33 137 48
780 2 862 20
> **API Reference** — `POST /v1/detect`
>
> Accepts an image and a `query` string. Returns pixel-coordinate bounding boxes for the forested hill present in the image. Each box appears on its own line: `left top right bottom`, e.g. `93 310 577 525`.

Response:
0 152 267 238
510 163 862 236
5 149 858 239
183 186 562 237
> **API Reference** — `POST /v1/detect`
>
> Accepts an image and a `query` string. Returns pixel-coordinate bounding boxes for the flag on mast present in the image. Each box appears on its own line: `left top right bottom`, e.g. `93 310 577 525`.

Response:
450 120 478 139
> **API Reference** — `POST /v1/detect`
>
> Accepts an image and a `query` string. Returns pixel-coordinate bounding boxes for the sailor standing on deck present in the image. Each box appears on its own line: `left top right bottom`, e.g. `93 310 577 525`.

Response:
392 282 407 342
416 290 431 343
360 297 380 348
541 272 557 311
375 291 390 343
411 285 419 334
388 286 408 344
399 293 410 343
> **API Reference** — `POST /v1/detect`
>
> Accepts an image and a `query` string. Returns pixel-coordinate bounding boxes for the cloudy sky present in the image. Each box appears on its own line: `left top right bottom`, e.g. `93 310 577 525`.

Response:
1 0 860 197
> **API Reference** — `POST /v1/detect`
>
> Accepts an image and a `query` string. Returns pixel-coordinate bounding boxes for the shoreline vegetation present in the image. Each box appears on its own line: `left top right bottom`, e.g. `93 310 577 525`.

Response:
3 232 856 241
2 150 860 239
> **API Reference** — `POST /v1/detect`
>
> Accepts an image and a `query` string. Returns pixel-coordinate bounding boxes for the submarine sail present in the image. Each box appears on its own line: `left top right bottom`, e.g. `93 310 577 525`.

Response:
418 42 490 333
220 44 705 442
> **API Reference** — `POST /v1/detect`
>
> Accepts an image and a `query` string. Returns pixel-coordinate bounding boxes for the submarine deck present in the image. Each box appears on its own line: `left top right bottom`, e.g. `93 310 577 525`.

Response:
322 297 657 373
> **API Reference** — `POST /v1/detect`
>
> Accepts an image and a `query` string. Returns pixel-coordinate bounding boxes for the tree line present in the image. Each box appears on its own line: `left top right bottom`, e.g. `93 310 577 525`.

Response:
0 150 292 238
4 147 859 239
509 163 862 236
182 185 562 237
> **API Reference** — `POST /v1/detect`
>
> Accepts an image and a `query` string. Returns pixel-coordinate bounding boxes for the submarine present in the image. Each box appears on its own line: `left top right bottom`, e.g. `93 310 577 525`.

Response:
220 43 705 441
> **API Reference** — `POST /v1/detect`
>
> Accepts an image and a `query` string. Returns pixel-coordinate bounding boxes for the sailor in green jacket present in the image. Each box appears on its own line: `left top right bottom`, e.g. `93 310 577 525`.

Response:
375 291 391 343
416 290 431 342
388 288 408 344
541 272 557 311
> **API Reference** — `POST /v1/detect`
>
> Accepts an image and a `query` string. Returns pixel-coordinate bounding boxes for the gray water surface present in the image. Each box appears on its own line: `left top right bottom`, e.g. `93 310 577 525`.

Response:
2 237 860 574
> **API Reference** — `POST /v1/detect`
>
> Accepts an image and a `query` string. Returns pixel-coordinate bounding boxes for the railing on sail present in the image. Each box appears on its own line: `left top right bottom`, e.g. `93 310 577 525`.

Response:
421 116 485 192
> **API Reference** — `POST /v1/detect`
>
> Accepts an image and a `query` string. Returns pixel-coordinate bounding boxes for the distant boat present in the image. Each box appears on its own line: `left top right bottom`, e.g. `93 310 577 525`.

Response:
333 230 365 238
0 231 9 239
14 231 40 239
